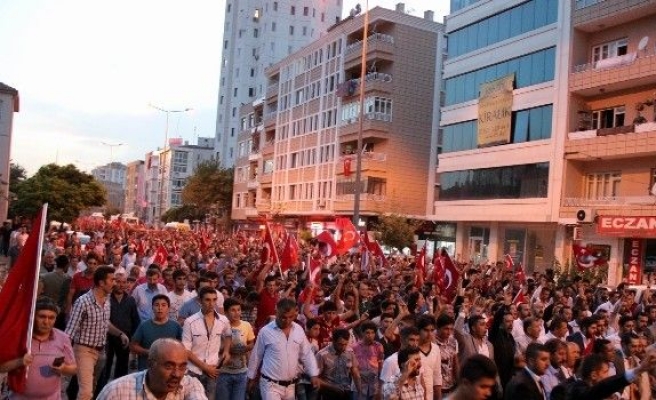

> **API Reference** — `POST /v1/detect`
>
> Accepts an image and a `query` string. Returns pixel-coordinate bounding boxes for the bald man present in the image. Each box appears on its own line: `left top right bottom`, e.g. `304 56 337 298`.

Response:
97 338 206 399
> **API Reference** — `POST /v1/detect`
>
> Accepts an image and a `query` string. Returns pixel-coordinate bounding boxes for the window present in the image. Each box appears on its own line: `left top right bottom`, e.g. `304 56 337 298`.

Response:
291 6 295 15
585 172 621 199
233 88 238 97
303 7 309 16
273 2 278 12
254 28 259 38
448 0 558 58
289 25 294 35
592 106 625 129
271 22 276 31
224 40 228 49
440 163 549 200
249 87 255 97
302 26 307 36
172 152 188 173
227 3 232 12
592 38 628 63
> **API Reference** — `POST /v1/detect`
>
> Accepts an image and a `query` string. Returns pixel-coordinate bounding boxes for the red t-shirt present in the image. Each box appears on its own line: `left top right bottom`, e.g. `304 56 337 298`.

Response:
71 272 94 300
318 316 342 349
256 289 279 331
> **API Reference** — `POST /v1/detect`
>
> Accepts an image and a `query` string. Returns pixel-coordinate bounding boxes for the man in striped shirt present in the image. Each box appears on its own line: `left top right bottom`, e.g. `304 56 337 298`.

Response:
65 266 130 400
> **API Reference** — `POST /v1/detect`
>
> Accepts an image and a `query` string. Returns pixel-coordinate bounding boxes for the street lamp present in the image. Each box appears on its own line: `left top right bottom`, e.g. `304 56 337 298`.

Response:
100 141 125 165
149 104 193 223
352 0 369 228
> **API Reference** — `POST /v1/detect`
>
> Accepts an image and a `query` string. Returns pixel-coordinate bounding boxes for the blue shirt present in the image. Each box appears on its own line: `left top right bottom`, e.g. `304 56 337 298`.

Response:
132 319 182 370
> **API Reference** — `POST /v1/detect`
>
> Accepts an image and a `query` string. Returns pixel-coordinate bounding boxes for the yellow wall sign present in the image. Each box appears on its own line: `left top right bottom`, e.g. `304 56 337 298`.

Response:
477 74 514 147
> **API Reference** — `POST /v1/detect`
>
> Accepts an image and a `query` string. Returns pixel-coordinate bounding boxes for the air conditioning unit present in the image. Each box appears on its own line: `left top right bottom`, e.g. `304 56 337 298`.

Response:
576 208 595 224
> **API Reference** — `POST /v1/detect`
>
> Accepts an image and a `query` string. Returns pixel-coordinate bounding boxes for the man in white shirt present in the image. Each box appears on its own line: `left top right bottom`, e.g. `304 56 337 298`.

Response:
167 269 194 321
416 315 442 400
182 286 232 400
379 326 420 384
247 298 319 400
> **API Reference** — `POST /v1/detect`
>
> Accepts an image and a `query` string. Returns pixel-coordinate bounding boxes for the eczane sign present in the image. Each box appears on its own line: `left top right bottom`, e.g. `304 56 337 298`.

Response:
597 216 656 238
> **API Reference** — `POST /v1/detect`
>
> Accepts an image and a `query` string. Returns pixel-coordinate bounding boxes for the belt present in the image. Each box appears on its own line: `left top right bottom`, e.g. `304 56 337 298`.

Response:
261 374 299 387
77 343 104 351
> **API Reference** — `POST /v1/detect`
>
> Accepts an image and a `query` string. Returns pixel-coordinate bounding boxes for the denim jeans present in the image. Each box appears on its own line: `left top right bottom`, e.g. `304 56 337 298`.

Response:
187 371 217 400
216 371 247 400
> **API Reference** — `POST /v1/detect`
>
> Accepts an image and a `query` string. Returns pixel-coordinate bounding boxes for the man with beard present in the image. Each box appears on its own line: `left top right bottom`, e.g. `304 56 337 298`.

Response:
540 339 568 399
97 338 206 399
504 343 551 400
489 304 517 389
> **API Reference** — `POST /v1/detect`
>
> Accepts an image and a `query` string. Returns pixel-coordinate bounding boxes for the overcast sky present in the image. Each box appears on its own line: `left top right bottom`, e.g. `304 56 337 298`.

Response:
0 0 448 175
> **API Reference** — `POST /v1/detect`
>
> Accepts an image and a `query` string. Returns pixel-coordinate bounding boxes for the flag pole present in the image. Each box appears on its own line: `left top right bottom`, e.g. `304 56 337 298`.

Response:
26 203 48 355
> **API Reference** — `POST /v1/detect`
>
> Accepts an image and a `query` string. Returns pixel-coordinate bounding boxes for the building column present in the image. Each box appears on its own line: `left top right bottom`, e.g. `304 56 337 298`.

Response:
488 222 500 263
455 222 467 262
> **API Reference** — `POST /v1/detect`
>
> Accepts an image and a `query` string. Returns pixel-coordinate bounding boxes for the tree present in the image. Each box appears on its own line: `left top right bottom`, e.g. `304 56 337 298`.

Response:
161 204 206 223
9 162 27 188
373 214 420 251
182 161 233 216
9 163 106 222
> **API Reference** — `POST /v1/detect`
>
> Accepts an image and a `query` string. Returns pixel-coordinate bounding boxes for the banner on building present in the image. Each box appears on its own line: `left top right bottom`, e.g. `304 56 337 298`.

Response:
597 216 656 238
624 238 643 284
477 74 514 148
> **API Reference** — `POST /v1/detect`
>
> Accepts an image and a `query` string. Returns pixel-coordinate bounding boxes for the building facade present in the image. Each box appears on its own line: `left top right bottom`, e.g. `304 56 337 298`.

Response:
231 5 444 230
432 0 570 271
214 0 343 167
124 160 145 217
143 139 215 225
91 162 127 212
0 83 19 223
562 0 656 285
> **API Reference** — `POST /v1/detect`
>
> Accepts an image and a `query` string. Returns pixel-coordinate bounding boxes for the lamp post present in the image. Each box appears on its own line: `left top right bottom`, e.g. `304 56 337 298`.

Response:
100 141 125 166
149 104 193 223
352 0 369 228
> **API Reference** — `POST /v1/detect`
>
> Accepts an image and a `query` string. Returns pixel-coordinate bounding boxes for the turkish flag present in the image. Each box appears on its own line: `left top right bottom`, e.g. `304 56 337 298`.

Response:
344 158 352 177
309 255 322 284
153 245 168 266
261 223 280 265
370 239 387 267
504 254 514 271
513 287 527 305
433 251 445 291
515 263 527 285
437 248 459 302
135 239 146 257
0 205 46 393
335 217 359 255
573 243 606 271
280 235 299 272
316 230 338 258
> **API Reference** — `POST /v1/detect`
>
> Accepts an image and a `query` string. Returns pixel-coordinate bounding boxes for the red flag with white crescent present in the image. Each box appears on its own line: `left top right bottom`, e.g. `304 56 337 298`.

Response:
573 243 606 271
438 248 460 302
316 230 337 258
504 254 514 271
280 234 299 272
335 217 359 255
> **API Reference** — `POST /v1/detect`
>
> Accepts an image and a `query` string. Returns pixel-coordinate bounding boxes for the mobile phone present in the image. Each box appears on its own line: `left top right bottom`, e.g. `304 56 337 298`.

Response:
53 357 65 367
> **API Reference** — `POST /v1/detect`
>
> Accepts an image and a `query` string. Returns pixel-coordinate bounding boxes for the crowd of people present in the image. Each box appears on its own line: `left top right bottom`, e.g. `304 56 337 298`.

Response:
1 220 656 400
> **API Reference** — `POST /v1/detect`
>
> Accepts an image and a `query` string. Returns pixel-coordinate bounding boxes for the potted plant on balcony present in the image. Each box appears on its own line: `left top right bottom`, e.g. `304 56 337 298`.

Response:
634 102 647 124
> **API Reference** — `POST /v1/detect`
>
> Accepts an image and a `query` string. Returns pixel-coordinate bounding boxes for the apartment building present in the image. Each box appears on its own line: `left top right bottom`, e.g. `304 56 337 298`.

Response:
231 5 444 230
214 0 343 168
0 83 19 222
432 0 570 270
562 0 656 284
124 160 145 216
142 138 215 225
91 162 127 212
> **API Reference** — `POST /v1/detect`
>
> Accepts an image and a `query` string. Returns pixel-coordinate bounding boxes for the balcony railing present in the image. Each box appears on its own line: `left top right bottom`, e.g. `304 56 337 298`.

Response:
345 33 395 54
568 122 656 140
351 72 393 85
575 0 604 9
342 112 392 126
564 196 656 207
256 199 271 208
244 207 259 217
339 152 387 162
335 193 387 202
247 178 259 189
572 47 656 74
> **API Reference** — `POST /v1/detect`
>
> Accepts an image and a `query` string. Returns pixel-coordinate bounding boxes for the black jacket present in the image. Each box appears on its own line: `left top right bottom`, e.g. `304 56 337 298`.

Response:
504 369 545 400
565 374 630 400
489 305 517 389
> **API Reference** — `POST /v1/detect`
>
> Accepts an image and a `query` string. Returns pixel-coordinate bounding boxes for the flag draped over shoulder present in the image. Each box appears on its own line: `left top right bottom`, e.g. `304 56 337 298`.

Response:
0 205 46 393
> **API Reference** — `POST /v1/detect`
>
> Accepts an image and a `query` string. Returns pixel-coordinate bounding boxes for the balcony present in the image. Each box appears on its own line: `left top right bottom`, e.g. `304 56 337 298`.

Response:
339 113 392 142
561 196 656 219
259 172 273 185
344 33 395 68
261 140 274 155
570 48 656 96
264 112 277 128
256 199 271 210
335 152 387 176
266 82 279 99
244 207 259 217
574 0 656 32
339 72 393 98
247 178 259 189
565 122 656 159
333 194 387 213
248 149 261 162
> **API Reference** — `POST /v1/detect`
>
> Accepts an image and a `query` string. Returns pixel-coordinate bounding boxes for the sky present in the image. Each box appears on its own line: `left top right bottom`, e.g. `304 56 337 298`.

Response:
0 0 448 175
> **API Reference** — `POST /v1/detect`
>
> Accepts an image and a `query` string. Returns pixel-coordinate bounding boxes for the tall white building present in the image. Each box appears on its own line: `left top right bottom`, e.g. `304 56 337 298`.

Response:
214 0 343 167
143 138 215 225
0 83 19 223
91 162 127 212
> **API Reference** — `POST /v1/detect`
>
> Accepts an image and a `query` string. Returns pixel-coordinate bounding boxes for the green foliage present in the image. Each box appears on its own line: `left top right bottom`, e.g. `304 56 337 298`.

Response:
373 214 420 250
9 162 27 188
160 204 206 223
182 161 233 215
9 163 106 222
553 259 609 287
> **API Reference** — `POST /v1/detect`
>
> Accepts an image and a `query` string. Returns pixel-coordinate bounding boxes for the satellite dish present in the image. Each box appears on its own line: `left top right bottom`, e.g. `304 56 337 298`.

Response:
650 181 656 196
638 36 649 51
